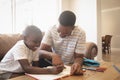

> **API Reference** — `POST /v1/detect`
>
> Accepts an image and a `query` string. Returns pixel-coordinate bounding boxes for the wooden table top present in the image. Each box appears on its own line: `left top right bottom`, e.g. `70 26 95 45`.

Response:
9 61 120 80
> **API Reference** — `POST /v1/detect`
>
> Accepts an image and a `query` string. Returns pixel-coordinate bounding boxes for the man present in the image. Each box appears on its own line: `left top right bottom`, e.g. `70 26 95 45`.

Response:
39 11 86 75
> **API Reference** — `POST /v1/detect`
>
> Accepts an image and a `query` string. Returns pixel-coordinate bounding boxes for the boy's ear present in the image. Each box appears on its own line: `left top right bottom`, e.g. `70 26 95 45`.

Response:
23 36 27 41
20 35 24 40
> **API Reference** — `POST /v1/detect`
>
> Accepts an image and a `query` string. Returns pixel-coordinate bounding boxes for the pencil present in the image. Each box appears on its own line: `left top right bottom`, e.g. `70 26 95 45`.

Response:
113 65 120 73
44 59 66 69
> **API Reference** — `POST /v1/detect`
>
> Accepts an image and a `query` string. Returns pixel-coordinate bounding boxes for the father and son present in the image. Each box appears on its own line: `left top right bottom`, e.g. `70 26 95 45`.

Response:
0 10 86 78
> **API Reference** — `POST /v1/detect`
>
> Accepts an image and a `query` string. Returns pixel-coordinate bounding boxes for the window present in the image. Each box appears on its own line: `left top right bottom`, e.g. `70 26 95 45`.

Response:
0 0 60 33
0 0 12 33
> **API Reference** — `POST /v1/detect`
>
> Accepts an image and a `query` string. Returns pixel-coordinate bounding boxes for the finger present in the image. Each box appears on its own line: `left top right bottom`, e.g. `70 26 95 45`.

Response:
71 64 79 75
56 64 64 68
53 67 62 74
58 68 63 72
76 66 81 73
53 62 63 66
74 70 84 75
56 65 64 71
70 66 76 75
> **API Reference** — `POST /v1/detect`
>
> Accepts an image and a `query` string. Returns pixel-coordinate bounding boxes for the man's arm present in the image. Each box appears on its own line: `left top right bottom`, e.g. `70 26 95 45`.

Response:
40 43 52 52
39 43 64 66
70 53 84 75
70 30 86 75
39 50 63 66
74 53 84 66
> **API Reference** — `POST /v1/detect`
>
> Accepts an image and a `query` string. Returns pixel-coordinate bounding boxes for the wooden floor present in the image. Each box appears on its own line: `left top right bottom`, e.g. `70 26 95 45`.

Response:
102 49 120 80
102 49 120 64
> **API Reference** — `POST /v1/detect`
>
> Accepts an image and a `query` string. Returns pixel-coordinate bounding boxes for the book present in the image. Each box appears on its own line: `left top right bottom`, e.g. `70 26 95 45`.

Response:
25 65 71 80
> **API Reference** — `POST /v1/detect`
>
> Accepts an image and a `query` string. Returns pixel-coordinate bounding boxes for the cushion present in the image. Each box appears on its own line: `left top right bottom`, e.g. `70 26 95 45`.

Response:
0 34 22 61
85 42 98 59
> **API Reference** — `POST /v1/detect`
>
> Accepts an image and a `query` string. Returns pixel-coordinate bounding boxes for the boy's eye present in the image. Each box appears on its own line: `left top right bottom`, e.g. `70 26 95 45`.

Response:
33 41 40 44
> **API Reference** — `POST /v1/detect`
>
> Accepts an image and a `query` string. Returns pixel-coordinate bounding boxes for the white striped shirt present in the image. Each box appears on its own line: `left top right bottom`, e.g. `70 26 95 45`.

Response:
42 25 86 64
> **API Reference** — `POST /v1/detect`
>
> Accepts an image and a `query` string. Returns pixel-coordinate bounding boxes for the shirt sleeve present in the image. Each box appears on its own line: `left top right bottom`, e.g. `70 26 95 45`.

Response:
32 50 39 61
75 30 86 54
12 45 28 61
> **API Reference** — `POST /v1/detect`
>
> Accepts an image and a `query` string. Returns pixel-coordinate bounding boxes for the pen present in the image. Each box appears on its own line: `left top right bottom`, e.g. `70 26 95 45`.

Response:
113 65 120 73
82 67 107 72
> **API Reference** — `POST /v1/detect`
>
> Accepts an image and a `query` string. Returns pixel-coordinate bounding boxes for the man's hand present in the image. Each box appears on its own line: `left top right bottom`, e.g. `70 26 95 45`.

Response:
71 53 84 75
52 54 64 66
70 63 84 75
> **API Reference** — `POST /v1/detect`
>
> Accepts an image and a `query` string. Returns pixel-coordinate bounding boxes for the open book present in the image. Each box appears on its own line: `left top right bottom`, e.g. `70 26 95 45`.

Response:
25 65 71 80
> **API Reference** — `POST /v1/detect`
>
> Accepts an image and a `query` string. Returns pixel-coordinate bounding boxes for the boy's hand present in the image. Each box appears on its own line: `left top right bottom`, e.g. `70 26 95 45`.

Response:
70 63 84 75
51 65 64 74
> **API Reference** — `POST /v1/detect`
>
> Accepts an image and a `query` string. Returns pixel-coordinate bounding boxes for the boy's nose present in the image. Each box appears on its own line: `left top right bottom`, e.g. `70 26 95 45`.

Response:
36 43 40 47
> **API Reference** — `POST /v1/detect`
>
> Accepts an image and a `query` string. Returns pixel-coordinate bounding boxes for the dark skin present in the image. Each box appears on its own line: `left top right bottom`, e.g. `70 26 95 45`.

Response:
18 34 64 74
40 25 85 75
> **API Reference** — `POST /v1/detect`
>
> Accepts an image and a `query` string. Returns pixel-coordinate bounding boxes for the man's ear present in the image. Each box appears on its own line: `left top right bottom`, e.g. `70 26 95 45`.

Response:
71 26 75 30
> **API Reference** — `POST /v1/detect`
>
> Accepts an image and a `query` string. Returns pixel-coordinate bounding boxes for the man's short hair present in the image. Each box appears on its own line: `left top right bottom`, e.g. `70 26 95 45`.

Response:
58 10 76 26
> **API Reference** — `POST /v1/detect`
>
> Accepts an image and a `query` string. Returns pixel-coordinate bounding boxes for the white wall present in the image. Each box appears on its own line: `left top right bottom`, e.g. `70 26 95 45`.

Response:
60 0 71 11
101 0 120 50
97 0 102 61
61 0 97 43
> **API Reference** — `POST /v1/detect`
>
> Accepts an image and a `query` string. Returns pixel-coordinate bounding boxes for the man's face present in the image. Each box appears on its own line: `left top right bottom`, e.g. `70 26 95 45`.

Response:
57 25 74 38
25 34 42 51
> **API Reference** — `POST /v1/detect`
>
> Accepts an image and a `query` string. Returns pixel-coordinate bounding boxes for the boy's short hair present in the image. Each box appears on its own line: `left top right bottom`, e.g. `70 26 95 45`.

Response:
58 10 76 26
22 25 42 37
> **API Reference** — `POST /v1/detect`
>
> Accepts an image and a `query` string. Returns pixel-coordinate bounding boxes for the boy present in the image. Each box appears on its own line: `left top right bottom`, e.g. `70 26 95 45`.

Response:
0 25 63 79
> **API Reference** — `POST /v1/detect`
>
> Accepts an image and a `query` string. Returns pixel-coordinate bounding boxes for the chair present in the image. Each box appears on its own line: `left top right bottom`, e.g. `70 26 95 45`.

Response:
102 35 112 53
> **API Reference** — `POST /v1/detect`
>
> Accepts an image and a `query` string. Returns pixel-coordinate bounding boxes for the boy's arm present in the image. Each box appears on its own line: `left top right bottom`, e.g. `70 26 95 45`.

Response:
18 59 63 74
32 61 39 67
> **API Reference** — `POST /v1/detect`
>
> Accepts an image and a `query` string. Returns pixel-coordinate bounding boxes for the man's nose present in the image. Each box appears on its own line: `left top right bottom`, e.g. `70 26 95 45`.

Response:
59 33 66 38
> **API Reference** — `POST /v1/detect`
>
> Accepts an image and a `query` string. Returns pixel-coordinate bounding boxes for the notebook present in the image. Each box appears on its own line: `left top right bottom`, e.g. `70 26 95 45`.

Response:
25 65 71 80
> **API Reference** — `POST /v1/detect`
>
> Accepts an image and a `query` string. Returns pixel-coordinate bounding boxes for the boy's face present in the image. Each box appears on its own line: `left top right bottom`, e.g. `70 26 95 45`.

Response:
25 34 42 51
57 25 74 38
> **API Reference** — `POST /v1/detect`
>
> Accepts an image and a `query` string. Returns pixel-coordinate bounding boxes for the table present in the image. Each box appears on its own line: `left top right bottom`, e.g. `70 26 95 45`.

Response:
9 61 120 80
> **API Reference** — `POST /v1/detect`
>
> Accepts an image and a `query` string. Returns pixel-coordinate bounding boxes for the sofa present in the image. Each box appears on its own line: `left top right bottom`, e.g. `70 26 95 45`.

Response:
0 33 98 78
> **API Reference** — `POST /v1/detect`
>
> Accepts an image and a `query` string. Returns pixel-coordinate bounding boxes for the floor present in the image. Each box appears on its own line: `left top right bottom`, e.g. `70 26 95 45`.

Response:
102 49 120 64
102 50 120 80
102 49 120 80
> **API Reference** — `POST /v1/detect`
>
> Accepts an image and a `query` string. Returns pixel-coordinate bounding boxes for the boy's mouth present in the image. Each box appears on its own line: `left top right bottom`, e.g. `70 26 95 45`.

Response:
32 47 38 51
